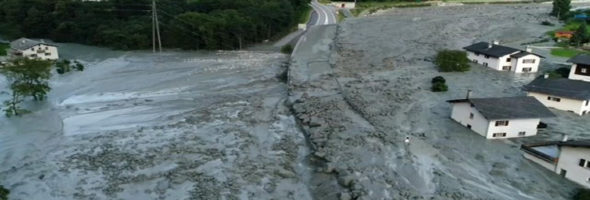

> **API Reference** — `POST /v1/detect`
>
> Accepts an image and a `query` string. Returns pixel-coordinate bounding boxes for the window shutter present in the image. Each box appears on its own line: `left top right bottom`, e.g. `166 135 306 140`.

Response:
506 121 509 126
580 159 586 167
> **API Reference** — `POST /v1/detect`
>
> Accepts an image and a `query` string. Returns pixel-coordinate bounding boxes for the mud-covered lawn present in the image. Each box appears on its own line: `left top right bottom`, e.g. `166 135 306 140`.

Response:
290 4 590 200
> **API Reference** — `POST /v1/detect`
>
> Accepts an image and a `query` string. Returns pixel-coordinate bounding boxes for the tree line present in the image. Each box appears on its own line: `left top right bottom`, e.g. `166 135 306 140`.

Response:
0 0 308 50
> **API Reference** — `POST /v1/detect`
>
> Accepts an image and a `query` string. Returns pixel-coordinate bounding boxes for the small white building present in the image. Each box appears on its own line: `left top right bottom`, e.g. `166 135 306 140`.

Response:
567 54 590 82
447 94 555 139
522 139 590 188
463 41 543 73
523 54 590 116
330 0 356 9
9 38 59 61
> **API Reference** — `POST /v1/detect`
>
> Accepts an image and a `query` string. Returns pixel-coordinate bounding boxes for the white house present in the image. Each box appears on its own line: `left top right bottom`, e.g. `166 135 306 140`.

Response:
523 54 590 116
521 139 590 188
330 0 356 9
447 94 555 139
9 38 59 61
567 54 590 82
463 41 543 73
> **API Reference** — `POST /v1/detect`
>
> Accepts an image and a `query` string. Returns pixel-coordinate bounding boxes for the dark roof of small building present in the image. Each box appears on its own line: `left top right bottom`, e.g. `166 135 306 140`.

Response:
9 38 55 51
463 42 521 58
523 140 590 148
523 77 590 100
510 51 545 59
447 96 555 120
567 54 590 65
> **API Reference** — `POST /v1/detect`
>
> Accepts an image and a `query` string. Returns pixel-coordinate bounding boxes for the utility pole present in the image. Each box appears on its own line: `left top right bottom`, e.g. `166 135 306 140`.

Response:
152 0 162 53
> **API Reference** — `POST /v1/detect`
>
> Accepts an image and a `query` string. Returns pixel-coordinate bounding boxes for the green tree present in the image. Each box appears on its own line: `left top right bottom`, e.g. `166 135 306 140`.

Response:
572 22 589 46
574 189 590 200
0 185 9 200
435 50 470 72
0 58 52 117
551 0 571 20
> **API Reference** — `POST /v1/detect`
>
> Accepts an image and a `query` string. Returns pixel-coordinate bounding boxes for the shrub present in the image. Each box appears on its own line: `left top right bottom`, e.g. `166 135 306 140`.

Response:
281 44 293 54
0 185 8 200
435 50 470 72
574 188 590 200
431 82 448 92
541 21 554 26
74 61 85 71
432 76 446 84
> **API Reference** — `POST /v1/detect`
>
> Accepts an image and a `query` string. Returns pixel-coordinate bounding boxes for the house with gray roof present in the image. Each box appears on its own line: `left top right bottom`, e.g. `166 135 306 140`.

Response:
522 138 590 188
463 41 543 73
9 38 59 60
524 75 590 115
567 54 590 82
447 92 555 139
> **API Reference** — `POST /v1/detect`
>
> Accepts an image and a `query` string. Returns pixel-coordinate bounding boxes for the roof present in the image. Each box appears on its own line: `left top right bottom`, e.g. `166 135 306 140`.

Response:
524 140 590 149
567 54 590 65
447 96 555 120
510 51 545 59
523 77 590 100
9 38 55 51
556 30 575 34
521 140 590 163
463 42 521 58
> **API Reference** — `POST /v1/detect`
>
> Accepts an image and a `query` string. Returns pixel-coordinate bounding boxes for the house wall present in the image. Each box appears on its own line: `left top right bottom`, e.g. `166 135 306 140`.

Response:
18 44 59 61
486 118 540 139
569 64 590 82
555 146 590 188
523 153 556 171
467 51 500 70
527 92 586 115
330 2 356 8
450 102 490 137
512 54 540 73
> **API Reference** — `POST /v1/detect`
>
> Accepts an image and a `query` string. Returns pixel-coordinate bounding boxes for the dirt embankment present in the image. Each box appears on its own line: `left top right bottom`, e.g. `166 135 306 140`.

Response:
289 4 585 200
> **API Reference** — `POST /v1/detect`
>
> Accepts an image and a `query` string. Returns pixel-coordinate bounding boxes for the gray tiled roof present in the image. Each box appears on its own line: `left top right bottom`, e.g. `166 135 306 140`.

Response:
523 77 590 100
9 38 54 51
447 96 555 120
567 54 590 65
524 140 590 148
463 42 521 58
510 51 545 58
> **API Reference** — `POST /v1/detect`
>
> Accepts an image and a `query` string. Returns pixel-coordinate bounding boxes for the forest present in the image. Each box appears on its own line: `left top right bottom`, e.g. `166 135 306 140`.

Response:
0 0 308 50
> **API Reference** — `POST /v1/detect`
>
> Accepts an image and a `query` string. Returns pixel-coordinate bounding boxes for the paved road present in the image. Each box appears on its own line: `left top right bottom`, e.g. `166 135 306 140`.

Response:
310 0 337 26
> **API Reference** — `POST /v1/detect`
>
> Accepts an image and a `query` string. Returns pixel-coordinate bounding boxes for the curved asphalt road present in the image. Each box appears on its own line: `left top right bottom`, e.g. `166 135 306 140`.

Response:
310 0 337 26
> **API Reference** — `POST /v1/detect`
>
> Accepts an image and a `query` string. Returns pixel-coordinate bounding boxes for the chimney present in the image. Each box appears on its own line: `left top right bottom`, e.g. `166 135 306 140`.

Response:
544 73 549 79
466 90 473 99
562 134 569 142
493 40 500 45
525 46 532 53
488 42 493 48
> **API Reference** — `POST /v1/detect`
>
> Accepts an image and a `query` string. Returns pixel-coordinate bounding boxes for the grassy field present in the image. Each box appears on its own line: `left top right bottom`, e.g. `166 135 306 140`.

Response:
550 48 586 57
0 43 8 56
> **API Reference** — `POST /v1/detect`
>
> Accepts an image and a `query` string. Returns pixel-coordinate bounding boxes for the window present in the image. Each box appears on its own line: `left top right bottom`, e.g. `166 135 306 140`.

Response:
485 55 490 59
586 100 589 106
45 47 48 50
483 62 488 67
580 159 587 167
522 67 532 72
583 68 588 73
518 132 526 136
493 133 507 137
547 96 561 102
470 103 475 107
495 120 509 126
469 113 474 119
523 59 535 64
506 58 511 62
502 66 511 71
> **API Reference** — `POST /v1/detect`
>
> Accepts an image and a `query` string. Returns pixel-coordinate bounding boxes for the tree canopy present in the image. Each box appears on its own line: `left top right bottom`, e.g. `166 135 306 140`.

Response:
0 58 52 117
551 0 571 20
0 0 309 50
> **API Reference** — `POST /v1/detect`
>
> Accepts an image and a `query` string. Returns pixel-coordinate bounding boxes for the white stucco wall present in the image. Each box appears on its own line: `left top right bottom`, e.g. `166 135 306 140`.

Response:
569 64 590 82
486 118 540 139
17 44 59 61
523 153 557 171
467 51 525 72
527 92 586 115
450 102 489 137
512 54 540 73
330 2 356 8
555 146 590 188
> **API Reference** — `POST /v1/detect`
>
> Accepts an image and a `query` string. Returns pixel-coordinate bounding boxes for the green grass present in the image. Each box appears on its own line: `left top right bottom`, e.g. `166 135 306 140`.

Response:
550 48 586 57
0 43 8 56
